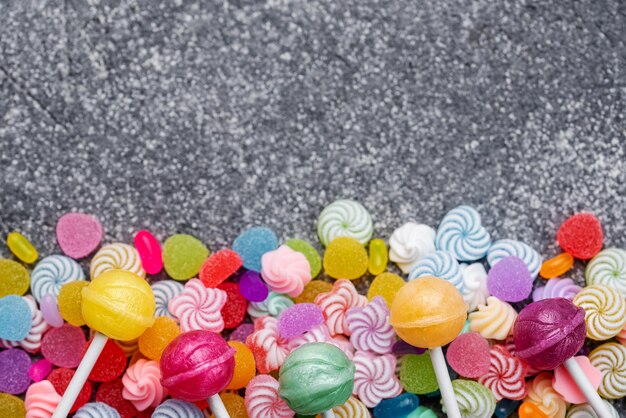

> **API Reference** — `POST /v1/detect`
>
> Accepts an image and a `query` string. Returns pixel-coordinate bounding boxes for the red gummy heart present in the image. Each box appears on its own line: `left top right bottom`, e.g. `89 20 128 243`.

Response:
200 249 243 288
218 282 248 329
84 337 127 382
48 368 92 413
557 213 603 260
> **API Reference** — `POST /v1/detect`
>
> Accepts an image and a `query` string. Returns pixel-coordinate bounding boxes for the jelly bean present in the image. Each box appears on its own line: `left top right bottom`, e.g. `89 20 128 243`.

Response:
226 341 256 390
0 259 30 297
518 401 548 418
29 359 52 382
495 399 520 418
373 393 420 418
7 232 38 264
368 238 388 276
367 272 405 308
239 270 269 302
539 253 574 279
134 230 163 275
323 237 369 280
40 294 64 328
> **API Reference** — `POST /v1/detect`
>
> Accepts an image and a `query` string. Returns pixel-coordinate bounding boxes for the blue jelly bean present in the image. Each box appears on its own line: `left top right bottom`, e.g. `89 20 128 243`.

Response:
495 399 520 418
233 227 278 272
0 295 32 341
374 393 419 418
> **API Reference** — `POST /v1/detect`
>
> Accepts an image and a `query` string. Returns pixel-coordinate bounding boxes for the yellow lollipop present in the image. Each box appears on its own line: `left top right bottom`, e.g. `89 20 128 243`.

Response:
390 276 467 418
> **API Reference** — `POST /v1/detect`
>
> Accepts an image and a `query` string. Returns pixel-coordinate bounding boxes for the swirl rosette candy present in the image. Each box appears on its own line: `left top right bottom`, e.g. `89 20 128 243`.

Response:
573 284 626 340
445 379 495 418
245 374 295 418
460 263 489 312
488 239 541 279
168 278 227 333
245 316 290 373
248 291 294 319
74 402 121 418
286 323 355 360
152 399 204 418
388 222 436 274
585 248 626 296
345 296 395 354
435 205 491 262
532 278 582 302
151 280 184 318
525 372 567 418
90 243 146 279
409 250 463 291
589 342 626 399
30 255 85 302
315 279 367 336
478 345 528 400
0 295 50 354
121 359 167 411
352 351 402 408
25 380 61 418
317 199 373 247
333 396 370 418
566 400 619 418
261 245 312 298
469 296 517 340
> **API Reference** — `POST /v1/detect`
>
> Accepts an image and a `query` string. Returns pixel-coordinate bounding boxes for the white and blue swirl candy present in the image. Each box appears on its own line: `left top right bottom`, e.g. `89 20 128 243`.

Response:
74 402 121 418
409 250 463 291
30 255 85 302
488 239 541 278
152 399 204 418
247 291 294 319
435 205 491 262
151 280 184 318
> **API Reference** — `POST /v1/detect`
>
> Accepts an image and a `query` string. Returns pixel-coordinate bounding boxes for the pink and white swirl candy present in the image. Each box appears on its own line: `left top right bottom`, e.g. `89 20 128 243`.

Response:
532 278 582 302
352 351 402 408
478 345 528 400
122 359 167 411
168 278 227 333
346 296 395 354
315 279 367 336
0 296 50 354
25 380 61 418
246 316 290 374
261 245 312 298
287 323 355 360
245 374 295 418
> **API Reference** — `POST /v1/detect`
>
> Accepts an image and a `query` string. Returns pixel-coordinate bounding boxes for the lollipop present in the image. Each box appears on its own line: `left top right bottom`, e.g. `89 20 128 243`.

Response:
389 276 467 418
52 269 155 418
160 330 235 418
278 342 355 418
514 298 612 418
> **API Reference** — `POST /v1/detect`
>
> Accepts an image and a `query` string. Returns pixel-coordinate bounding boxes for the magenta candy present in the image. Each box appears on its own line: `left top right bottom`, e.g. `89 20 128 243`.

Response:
160 330 236 402
278 303 324 339
40 294 64 328
29 359 52 382
134 230 163 275
0 348 31 394
514 298 586 370
487 255 532 302
229 323 254 342
239 270 269 302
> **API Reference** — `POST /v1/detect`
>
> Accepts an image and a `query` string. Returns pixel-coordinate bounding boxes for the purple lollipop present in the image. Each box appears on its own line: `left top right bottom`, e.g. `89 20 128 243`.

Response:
239 270 269 302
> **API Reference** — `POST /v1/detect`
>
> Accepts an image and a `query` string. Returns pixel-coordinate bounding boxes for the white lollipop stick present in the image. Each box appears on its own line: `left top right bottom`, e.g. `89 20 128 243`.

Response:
430 346 461 418
564 357 612 418
53 332 108 418
208 394 231 418
321 411 336 418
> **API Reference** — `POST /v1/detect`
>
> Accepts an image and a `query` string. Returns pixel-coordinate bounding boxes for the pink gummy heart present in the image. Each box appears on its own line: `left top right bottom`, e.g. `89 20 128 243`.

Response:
553 356 602 404
56 213 103 259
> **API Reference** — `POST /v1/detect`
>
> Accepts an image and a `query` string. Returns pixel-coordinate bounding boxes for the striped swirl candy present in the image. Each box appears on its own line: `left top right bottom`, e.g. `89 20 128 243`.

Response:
435 205 491 262
409 250 463 291
25 380 61 418
589 342 626 399
245 374 295 418
152 399 204 418
532 278 582 302
352 351 402 408
446 379 495 418
585 248 626 296
460 263 489 312
488 239 541 279
333 396 370 418
566 400 619 418
286 323 354 360
317 199 373 246
525 372 567 418
573 284 626 341
30 255 85 302
168 278 227 333
151 280 184 318
388 222 436 274
74 402 121 418
478 345 528 400
247 291 294 319
469 296 517 340
315 279 367 336
346 296 395 354
246 316 290 373
90 243 146 279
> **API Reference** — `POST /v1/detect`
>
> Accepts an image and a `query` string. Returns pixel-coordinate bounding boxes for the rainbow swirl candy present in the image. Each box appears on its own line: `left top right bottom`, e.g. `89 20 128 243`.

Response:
90 243 146 279
317 199 373 247
477 345 527 400
352 351 402 408
247 291 294 319
589 342 626 399
566 400 619 418
388 222 436 274
121 359 167 411
30 255 85 302
74 402 121 418
245 374 294 418
445 379 495 418
469 296 517 340
488 239 541 278
332 396 370 418
435 205 491 262
524 372 567 418
409 250 463 291
315 279 367 336
460 263 489 312
532 278 582 302
345 296 395 355
152 399 204 418
585 248 626 296
151 280 184 318
573 284 626 341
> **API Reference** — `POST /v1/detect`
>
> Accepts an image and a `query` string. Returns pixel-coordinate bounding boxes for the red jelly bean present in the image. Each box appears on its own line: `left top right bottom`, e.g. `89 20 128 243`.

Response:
200 249 243 288
48 368 92 413
218 282 247 329
134 230 163 275
557 213 603 260
96 379 138 418
84 338 127 382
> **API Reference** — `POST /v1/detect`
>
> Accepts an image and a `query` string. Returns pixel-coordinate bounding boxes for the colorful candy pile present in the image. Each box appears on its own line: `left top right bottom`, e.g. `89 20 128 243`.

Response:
1 201 625 417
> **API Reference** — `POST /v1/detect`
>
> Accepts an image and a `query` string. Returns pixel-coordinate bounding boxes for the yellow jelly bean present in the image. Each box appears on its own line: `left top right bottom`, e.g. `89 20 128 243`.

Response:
323 237 369 280
539 253 574 279
0 258 30 297
7 232 38 264
368 238 388 275
368 272 405 308
295 280 333 304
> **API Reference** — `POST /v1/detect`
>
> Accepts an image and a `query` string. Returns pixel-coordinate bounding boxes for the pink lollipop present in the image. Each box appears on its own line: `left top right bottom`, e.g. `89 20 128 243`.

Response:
160 330 236 418
514 298 611 417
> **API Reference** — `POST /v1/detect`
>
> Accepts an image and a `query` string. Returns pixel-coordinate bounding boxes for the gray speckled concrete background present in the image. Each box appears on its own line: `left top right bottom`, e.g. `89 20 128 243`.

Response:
0 0 625 416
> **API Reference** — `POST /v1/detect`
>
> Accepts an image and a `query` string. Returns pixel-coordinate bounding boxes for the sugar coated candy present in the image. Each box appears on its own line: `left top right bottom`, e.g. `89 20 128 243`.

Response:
218 281 248 329
295 280 333 305
0 348 31 394
233 226 278 272
0 392 27 418
58 280 89 327
226 340 256 390
557 213 603 260
323 237 369 280
7 231 38 264
0 295 33 341
96 379 138 418
41 323 86 368
162 234 209 281
200 248 243 288
134 230 163 275
317 199 373 247
435 205 491 262
367 272 405 308
487 255 532 302
56 213 103 259
285 238 322 278
138 316 180 361
0 258 30 297
279 303 324 338
446 332 490 379
49 367 93 412
399 353 438 394
213 393 247 418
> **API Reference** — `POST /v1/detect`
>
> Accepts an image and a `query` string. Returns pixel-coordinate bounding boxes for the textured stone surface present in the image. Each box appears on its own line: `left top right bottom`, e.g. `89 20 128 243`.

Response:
1 0 625 415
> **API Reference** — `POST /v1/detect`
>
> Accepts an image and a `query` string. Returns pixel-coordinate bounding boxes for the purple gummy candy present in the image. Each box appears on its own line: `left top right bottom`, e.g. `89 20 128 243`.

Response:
0 348 32 394
392 339 427 356
239 270 269 302
40 294 64 328
532 278 582 302
29 359 52 382
487 256 532 302
514 298 586 370
229 323 254 343
278 303 324 339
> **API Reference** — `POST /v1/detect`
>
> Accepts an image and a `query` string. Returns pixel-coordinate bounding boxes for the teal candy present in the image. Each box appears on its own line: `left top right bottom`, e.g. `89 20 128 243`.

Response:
279 342 355 415
460 319 471 334
373 393 419 418
495 399 520 418
409 406 438 418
